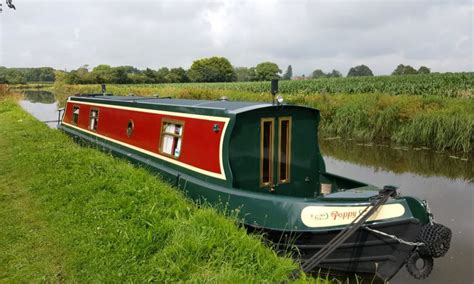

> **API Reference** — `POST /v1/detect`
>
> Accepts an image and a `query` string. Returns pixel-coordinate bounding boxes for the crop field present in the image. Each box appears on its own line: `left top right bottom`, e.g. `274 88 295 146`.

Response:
48 73 474 154
50 72 474 98
168 72 473 98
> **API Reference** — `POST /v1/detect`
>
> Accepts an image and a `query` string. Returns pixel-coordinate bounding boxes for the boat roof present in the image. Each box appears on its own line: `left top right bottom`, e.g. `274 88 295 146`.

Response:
69 95 318 115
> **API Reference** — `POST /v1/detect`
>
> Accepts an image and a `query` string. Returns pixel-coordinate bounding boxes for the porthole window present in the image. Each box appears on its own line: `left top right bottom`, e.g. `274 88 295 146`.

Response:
126 120 134 137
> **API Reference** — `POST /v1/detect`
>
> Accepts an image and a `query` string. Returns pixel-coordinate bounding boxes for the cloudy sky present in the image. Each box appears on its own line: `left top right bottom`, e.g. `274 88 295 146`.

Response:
0 0 472 75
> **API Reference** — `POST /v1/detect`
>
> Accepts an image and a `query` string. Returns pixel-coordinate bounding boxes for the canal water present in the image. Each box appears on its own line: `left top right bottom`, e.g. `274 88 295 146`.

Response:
320 139 473 283
19 90 473 283
19 90 60 128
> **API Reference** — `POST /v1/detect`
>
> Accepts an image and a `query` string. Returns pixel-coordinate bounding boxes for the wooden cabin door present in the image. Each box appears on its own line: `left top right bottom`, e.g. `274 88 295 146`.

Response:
260 117 292 189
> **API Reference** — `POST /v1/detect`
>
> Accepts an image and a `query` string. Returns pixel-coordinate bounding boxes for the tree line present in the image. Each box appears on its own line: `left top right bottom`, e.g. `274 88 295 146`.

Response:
49 58 287 84
0 67 55 84
0 57 431 84
309 64 430 79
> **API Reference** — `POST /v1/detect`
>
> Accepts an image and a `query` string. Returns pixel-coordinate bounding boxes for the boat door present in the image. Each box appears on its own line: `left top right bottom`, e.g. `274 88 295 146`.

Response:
260 117 292 189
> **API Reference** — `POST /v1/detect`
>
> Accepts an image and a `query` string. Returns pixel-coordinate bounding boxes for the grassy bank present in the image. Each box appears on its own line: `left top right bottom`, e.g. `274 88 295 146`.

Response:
52 84 474 153
0 96 319 282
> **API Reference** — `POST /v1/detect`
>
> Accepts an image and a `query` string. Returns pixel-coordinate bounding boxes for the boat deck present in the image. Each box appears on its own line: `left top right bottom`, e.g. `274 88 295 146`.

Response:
72 95 275 114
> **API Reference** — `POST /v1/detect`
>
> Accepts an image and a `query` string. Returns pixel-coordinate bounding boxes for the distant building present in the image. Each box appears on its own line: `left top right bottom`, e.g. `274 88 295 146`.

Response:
291 75 307 80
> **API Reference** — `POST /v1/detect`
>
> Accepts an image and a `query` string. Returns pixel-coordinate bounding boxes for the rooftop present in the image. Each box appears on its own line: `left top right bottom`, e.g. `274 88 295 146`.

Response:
71 95 278 114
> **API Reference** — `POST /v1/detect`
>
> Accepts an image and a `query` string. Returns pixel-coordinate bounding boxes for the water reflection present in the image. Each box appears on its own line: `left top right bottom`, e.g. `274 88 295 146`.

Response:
321 143 473 284
320 138 473 182
22 90 56 104
19 90 59 129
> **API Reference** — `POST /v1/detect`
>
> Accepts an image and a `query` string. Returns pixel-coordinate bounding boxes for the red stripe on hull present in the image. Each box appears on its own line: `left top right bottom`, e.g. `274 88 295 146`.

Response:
64 102 225 174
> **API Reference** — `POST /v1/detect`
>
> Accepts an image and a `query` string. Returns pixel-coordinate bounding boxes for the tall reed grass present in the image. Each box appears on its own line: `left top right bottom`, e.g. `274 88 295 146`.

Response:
51 84 474 153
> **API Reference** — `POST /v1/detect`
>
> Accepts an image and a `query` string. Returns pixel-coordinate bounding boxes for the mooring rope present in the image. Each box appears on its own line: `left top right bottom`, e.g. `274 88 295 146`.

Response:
363 226 425 247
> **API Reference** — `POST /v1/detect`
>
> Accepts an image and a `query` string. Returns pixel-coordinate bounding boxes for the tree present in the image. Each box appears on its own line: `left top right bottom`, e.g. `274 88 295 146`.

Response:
156 67 170 83
63 70 79 84
53 70 67 85
188 57 236 82
3 69 26 84
403 65 417 75
37 67 55 82
418 66 431 74
255 62 281 81
127 73 148 84
0 67 55 83
110 66 132 84
283 65 293 80
327 69 342 78
312 69 326 79
248 67 257 81
143 68 158 83
234 67 256 82
64 65 96 84
118 66 140 74
392 64 419 75
392 64 405 75
21 67 55 82
92 65 113 83
347 65 374 77
166 67 188 83
0 67 7 83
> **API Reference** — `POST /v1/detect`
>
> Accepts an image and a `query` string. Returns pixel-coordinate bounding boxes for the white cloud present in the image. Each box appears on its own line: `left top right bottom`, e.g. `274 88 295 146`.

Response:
0 0 472 75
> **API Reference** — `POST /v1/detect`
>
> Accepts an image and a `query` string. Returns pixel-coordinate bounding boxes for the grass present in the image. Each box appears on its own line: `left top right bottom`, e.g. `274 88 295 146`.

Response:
0 95 330 283
50 83 474 153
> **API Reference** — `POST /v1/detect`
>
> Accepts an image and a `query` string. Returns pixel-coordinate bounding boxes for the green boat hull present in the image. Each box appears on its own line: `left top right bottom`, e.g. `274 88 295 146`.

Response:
60 123 429 232
58 94 450 281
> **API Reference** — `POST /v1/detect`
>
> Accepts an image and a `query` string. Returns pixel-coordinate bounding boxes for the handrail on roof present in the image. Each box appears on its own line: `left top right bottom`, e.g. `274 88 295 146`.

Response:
76 93 113 97
132 96 173 101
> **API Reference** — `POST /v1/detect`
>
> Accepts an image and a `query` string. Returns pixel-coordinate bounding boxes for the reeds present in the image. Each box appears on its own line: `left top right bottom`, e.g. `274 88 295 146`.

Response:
52 84 472 153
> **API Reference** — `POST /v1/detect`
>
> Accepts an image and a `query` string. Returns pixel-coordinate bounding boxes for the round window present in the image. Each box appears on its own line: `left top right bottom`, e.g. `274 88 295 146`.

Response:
126 120 134 137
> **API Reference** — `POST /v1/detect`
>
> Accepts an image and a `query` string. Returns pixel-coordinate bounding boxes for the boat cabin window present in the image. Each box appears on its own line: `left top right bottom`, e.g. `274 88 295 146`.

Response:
160 119 184 158
126 120 134 137
89 109 99 131
278 117 291 183
72 106 80 125
260 118 274 187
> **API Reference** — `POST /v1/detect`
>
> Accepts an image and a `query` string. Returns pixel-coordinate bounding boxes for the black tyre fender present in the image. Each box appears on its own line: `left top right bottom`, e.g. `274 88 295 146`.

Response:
418 223 452 258
406 251 434 280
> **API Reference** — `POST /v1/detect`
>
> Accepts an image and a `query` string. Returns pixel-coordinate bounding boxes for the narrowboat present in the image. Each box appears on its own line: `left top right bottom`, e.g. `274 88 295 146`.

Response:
58 92 451 281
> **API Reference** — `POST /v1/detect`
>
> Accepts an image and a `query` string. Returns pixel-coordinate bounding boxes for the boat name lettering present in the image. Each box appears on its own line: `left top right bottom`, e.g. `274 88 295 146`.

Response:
330 210 360 220
301 204 406 228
